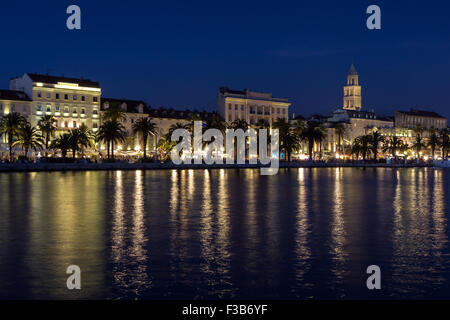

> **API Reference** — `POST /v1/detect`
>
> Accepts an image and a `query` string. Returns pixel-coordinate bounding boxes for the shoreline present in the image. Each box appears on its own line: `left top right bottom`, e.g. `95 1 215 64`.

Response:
0 161 436 173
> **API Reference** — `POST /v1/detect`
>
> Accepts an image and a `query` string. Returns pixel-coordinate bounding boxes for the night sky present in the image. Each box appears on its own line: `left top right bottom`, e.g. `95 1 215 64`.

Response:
1 0 450 119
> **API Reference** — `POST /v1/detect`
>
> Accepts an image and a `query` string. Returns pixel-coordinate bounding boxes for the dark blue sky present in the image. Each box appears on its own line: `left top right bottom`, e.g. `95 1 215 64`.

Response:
2 0 450 118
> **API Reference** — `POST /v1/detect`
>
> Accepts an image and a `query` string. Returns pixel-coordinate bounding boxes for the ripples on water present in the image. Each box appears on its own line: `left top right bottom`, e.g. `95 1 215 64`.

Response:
0 168 449 299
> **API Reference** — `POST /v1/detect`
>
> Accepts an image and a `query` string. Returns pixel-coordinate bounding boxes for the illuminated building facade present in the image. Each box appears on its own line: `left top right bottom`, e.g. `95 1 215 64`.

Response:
395 109 447 130
0 89 32 118
343 64 362 111
0 90 33 156
100 98 150 153
9 73 101 132
218 87 291 126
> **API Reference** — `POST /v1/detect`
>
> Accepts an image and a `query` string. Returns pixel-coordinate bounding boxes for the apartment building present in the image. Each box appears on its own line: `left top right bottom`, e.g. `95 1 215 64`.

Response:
9 73 101 132
218 87 291 126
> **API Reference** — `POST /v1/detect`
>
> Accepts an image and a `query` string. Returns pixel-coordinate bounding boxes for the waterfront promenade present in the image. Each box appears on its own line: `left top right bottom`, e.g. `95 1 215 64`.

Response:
0 161 434 172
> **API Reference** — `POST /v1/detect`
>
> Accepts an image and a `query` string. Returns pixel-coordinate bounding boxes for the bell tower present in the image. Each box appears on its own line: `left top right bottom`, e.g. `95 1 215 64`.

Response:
343 64 361 110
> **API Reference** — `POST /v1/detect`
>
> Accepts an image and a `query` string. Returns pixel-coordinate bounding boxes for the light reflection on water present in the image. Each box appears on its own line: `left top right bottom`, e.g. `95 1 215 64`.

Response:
0 168 449 299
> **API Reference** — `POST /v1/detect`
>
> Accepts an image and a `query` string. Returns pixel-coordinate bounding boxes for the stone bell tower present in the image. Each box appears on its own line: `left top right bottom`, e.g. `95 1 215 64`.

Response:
343 64 361 111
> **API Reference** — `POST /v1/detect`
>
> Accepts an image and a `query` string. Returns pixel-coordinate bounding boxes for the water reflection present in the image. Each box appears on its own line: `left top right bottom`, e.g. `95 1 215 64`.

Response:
111 170 150 297
0 168 450 299
293 168 312 292
391 169 447 296
330 168 347 286
215 169 232 294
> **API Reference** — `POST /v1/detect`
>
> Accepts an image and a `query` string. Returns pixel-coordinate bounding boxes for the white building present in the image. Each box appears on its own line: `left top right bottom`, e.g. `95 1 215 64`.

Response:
10 73 101 132
218 87 291 126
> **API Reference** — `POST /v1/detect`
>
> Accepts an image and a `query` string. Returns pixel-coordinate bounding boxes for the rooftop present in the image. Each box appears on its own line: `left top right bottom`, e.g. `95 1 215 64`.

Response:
219 87 290 103
101 98 147 113
24 73 101 88
147 106 219 121
348 64 358 76
397 108 446 119
0 89 31 101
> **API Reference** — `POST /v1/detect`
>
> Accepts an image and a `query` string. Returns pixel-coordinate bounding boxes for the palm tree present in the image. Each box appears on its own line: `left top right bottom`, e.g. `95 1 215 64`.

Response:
353 135 371 161
292 119 305 136
428 127 439 159
168 122 190 137
51 133 72 160
369 130 384 161
334 123 346 155
12 123 43 157
38 115 57 156
439 128 450 160
272 118 296 161
157 133 177 160
0 112 26 161
229 118 249 132
68 129 82 159
205 114 227 133
76 124 95 157
254 119 270 130
413 135 426 160
187 112 202 133
283 128 301 161
300 121 325 160
351 139 363 160
103 101 126 122
383 136 405 160
132 117 157 159
97 120 127 159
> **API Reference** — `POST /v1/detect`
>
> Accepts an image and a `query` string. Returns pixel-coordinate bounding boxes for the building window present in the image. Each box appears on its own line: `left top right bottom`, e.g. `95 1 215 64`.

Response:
55 105 60 112
56 93 60 99
73 95 77 100
73 121 77 128
93 109 98 115
46 92 51 99
64 121 68 128
64 94 68 100
37 92 42 98
93 122 98 129
81 96 85 101
81 108 85 114
93 97 98 102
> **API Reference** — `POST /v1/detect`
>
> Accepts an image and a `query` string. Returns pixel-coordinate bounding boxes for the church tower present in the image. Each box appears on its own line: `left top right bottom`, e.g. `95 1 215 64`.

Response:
343 64 361 110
